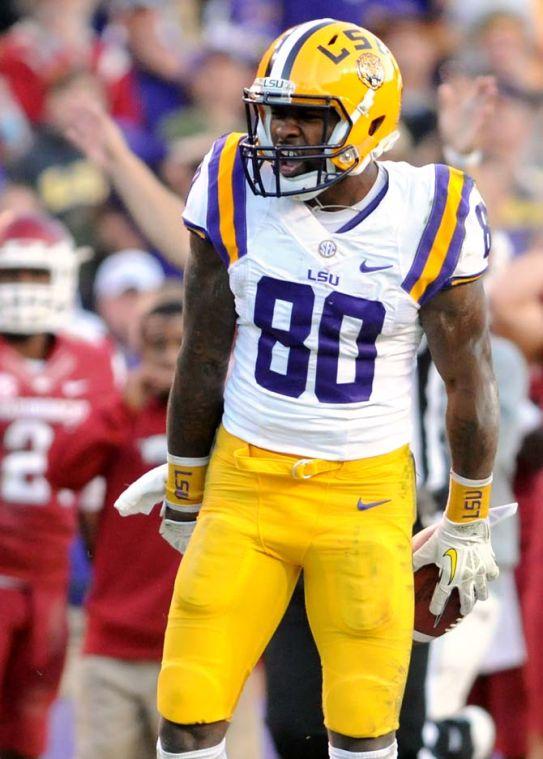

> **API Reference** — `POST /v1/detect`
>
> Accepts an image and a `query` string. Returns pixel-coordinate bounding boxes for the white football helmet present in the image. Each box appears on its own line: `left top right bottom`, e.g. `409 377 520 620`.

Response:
0 212 79 335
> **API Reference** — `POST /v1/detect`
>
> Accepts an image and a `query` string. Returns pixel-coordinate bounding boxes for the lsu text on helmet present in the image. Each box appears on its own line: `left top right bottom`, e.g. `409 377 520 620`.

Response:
240 18 403 199
0 212 79 335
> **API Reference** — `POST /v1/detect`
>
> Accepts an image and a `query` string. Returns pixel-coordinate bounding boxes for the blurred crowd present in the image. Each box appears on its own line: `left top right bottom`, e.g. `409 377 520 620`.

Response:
2 1 543 758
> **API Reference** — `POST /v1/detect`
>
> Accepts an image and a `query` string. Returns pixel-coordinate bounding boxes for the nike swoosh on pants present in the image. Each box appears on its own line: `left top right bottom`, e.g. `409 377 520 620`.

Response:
357 498 391 511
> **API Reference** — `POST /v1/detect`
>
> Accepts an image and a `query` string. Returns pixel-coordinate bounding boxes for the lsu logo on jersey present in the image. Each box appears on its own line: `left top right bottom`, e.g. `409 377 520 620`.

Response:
307 269 340 286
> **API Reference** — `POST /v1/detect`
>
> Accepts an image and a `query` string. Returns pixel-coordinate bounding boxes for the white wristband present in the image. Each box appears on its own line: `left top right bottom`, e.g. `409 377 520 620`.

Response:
450 470 493 487
167 453 210 466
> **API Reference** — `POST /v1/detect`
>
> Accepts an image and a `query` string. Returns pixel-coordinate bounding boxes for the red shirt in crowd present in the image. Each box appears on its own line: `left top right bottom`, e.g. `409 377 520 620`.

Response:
0 333 117 589
0 18 140 124
48 394 180 661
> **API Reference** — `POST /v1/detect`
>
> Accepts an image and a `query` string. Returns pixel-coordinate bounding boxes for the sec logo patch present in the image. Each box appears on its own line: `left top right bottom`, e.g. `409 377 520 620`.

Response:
318 240 337 258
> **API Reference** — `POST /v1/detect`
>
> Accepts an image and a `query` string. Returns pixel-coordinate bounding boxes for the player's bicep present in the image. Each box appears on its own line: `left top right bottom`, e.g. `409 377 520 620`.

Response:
180 232 236 371
419 279 492 386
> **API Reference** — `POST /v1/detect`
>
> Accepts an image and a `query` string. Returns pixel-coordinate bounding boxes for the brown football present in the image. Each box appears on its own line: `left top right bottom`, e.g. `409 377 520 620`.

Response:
412 523 464 642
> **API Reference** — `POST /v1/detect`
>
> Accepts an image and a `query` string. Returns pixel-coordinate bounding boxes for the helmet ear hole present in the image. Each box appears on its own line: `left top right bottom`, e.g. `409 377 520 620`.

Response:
369 115 385 136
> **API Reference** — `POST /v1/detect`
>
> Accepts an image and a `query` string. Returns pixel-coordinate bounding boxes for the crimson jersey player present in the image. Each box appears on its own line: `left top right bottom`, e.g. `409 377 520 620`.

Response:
0 213 117 759
48 299 183 757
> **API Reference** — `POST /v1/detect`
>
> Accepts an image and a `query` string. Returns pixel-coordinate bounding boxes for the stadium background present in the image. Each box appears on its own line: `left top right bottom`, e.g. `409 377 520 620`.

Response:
1 0 543 757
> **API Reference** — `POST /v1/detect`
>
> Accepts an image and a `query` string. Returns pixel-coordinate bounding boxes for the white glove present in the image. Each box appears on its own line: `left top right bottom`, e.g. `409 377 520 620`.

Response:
159 506 197 554
413 503 517 618
114 464 167 516
114 463 197 554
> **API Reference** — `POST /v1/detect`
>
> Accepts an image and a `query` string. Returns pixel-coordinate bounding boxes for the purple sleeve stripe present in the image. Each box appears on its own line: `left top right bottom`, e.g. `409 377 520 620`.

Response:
183 219 211 241
232 139 247 260
206 135 230 267
419 175 474 305
401 164 450 294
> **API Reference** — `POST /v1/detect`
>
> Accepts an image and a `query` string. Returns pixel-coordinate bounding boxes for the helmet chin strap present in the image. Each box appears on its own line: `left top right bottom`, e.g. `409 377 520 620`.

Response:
283 171 331 201
283 129 401 201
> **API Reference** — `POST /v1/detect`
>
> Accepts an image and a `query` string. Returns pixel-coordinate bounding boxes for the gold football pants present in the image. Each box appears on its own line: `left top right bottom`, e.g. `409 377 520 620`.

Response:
158 426 416 738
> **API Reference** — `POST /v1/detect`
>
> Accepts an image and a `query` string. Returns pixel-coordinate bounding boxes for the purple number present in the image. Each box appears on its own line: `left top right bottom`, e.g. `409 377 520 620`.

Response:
254 276 314 397
253 277 385 403
476 202 491 258
316 292 385 403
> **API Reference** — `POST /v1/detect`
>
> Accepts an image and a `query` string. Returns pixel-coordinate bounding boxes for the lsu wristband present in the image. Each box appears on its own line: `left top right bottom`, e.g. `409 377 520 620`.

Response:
165 453 210 514
445 470 492 523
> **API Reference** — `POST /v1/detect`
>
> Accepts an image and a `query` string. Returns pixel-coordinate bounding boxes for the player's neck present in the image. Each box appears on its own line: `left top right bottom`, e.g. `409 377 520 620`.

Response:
2 333 55 360
306 161 379 210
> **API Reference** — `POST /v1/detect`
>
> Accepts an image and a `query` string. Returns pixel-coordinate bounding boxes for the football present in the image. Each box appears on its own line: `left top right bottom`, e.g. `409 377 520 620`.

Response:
412 523 464 642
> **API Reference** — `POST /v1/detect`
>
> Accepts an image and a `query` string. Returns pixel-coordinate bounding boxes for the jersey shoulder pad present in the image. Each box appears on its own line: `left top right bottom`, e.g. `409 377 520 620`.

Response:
182 132 249 268
400 163 478 304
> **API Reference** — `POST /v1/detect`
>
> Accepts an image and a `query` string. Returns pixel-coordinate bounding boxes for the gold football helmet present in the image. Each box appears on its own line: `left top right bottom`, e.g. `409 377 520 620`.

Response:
240 18 403 199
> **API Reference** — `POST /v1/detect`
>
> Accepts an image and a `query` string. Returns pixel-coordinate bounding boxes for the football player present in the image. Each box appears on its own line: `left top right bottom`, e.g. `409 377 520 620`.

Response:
0 212 117 759
116 19 500 759
47 298 183 759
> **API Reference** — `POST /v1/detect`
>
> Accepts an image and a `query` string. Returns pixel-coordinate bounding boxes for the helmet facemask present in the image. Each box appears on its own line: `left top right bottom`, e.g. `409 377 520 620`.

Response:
0 215 80 336
241 82 362 200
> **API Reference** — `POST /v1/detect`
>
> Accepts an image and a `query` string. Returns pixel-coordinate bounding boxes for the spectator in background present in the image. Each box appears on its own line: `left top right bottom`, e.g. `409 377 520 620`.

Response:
490 250 543 363
5 70 111 246
437 66 543 759
48 298 183 759
93 248 166 364
105 0 193 140
420 333 529 759
204 0 440 54
0 0 139 126
464 11 543 92
438 74 543 257
160 46 254 142
489 253 543 759
63 99 190 267
0 212 117 759
445 0 534 31
160 132 216 200
380 14 445 145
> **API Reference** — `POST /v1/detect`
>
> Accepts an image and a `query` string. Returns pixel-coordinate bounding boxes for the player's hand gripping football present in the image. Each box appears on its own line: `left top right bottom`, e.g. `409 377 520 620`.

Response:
114 455 209 554
413 515 499 618
413 468 516 621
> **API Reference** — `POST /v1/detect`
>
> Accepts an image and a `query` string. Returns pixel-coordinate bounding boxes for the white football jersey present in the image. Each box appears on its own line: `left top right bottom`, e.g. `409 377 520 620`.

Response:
183 133 490 460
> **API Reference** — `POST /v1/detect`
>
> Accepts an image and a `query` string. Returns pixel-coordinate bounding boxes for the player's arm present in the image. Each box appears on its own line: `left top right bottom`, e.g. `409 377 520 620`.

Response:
418 280 500 616
155 232 236 550
167 232 237 457
420 280 498 478
63 101 190 268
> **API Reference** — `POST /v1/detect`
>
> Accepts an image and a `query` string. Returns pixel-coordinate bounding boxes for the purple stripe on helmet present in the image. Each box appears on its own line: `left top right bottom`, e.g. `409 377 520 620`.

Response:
337 170 389 233
232 139 247 259
419 175 474 304
280 19 334 79
401 164 450 295
206 134 230 267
